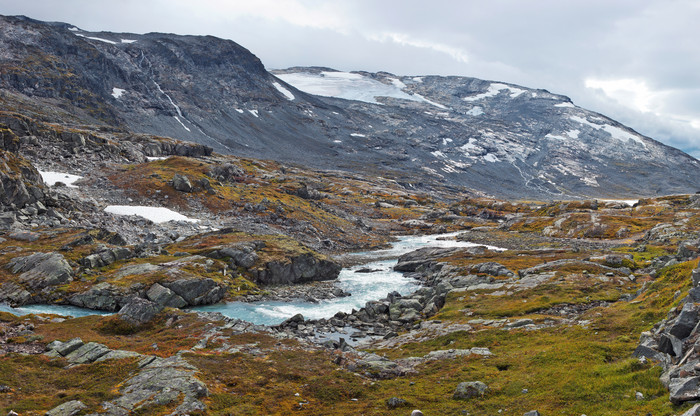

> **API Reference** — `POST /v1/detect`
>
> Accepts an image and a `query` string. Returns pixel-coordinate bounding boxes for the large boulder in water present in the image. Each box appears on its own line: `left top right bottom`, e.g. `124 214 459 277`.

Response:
253 253 341 285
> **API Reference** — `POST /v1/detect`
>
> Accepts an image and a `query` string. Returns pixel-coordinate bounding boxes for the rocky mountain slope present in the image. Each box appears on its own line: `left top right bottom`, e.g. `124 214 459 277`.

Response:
0 15 698 200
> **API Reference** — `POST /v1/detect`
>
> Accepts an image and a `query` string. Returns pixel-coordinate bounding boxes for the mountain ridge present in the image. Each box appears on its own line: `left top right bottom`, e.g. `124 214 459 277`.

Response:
0 14 698 200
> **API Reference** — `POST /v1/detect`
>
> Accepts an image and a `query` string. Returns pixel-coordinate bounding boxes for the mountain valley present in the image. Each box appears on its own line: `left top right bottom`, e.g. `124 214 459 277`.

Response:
0 14 699 416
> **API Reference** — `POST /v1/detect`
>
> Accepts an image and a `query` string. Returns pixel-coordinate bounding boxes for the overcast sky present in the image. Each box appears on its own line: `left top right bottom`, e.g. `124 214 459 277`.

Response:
2 0 699 158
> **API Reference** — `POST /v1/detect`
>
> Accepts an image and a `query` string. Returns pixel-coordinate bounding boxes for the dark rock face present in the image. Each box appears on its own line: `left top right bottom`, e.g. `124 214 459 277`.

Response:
0 15 698 200
161 278 225 306
253 254 342 285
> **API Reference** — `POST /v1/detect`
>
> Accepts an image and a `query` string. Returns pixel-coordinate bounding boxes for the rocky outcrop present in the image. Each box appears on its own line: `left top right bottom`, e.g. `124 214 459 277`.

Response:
632 265 700 405
171 174 193 192
45 338 208 413
253 253 341 285
79 246 134 269
6 252 72 290
45 400 86 416
68 283 131 311
117 298 164 325
146 283 188 308
0 149 46 210
208 163 245 182
161 278 225 306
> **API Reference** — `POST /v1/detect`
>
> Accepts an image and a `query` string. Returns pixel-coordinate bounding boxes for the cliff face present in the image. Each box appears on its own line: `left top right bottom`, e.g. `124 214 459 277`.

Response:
1 14 699 200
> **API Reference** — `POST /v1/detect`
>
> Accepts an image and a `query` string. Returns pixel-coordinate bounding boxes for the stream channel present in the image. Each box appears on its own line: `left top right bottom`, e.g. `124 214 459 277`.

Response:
1 233 495 325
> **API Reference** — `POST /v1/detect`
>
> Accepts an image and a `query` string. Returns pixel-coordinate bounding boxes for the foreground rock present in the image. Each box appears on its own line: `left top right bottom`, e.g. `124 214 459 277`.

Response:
453 381 489 400
633 265 700 404
45 338 208 414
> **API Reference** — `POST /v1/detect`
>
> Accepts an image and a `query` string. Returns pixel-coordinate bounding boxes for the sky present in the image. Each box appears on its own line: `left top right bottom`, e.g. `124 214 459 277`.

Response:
1 0 699 159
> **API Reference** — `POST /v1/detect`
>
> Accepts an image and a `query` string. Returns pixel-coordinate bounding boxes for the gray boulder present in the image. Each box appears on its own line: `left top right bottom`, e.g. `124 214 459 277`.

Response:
118 298 163 325
162 278 225 306
52 338 84 356
469 262 514 277
658 333 684 357
386 397 408 409
253 254 341 285
147 283 188 308
0 212 17 230
453 381 489 399
524 411 541 416
669 303 698 340
218 243 260 268
69 282 128 311
80 247 133 269
64 342 112 364
670 377 700 404
7 252 72 290
45 400 86 416
172 174 193 192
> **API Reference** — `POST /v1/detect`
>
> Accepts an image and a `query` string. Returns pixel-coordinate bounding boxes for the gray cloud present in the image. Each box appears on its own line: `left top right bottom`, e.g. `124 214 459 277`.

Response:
1 0 698 158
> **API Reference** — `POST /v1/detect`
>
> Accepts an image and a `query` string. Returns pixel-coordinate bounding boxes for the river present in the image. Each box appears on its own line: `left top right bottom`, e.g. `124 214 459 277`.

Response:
0 233 495 324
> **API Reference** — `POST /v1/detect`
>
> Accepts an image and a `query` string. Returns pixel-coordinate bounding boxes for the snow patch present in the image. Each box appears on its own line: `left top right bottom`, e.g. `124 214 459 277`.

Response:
38 171 82 188
272 82 295 100
68 27 79 32
146 156 169 161
431 151 446 158
350 133 366 138
412 77 424 83
105 206 198 223
75 34 116 44
333 140 342 143
466 106 484 116
121 39 137 44
248 109 259 118
235 109 244 114
111 87 125 99
484 154 500 163
581 176 599 187
460 139 479 153
463 83 525 102
555 102 575 108
276 71 445 108
600 199 639 206
569 116 646 147
442 138 453 145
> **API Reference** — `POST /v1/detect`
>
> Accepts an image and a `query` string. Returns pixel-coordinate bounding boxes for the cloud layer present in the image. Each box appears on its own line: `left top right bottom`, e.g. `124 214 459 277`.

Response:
1 0 699 158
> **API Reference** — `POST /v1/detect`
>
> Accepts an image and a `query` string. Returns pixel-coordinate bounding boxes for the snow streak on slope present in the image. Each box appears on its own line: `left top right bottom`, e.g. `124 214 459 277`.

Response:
276 71 445 108
272 82 295 100
463 83 525 101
